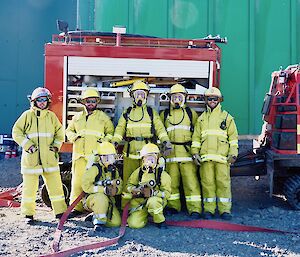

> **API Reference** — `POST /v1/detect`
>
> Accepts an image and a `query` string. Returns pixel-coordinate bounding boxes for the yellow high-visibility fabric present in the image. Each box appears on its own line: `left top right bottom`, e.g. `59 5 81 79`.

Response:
125 166 171 228
66 109 114 161
160 107 201 214
82 163 122 227
12 107 67 216
12 107 64 173
112 105 169 187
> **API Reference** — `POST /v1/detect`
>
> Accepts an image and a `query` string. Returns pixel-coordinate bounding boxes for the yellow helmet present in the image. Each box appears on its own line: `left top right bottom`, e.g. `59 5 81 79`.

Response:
96 142 116 155
169 84 187 94
130 81 149 93
204 87 222 98
140 143 160 158
81 87 100 100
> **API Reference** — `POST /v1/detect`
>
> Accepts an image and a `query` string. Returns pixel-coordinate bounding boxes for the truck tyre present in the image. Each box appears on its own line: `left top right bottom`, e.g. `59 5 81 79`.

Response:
283 175 300 210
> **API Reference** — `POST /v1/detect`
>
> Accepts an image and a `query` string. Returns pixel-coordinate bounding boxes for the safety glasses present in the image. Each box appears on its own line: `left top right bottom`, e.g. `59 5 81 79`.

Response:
36 97 48 103
207 96 219 102
85 99 98 104
133 90 146 100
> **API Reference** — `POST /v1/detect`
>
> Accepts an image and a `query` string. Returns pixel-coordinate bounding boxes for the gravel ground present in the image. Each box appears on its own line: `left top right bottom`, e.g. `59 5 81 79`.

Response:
0 154 300 257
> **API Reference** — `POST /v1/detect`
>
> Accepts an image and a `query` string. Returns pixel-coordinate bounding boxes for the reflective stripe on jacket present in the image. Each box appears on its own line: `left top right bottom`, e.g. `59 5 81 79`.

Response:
66 109 114 161
12 107 64 174
191 104 238 163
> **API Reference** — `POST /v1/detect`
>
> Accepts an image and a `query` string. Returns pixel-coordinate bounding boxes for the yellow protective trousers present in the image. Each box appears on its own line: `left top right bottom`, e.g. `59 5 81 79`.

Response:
22 172 67 216
121 157 141 208
84 192 121 227
166 162 201 214
70 157 86 212
200 161 232 214
127 196 166 229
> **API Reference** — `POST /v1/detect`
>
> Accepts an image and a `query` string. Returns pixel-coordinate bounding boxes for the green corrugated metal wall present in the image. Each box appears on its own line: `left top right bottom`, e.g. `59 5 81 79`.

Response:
0 0 76 134
77 0 300 134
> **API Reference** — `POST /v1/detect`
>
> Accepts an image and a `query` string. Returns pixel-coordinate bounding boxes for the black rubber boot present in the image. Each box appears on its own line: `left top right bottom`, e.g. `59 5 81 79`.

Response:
24 215 34 225
220 212 232 221
202 212 214 220
156 221 168 229
68 210 82 219
94 224 105 232
190 212 202 219
164 207 178 216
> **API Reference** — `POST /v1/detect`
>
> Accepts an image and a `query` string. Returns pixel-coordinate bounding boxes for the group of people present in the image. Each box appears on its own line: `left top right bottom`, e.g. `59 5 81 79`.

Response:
12 81 238 231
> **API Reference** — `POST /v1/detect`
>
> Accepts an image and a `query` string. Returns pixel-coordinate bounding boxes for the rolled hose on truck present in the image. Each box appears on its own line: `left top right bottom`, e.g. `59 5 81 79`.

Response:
0 186 298 257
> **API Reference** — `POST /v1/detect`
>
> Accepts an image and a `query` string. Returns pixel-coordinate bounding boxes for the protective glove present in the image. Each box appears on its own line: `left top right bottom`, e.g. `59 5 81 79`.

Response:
49 146 59 152
142 187 154 198
131 187 142 197
162 141 173 156
104 185 118 197
27 145 37 154
112 141 119 149
86 151 98 170
227 155 237 164
192 154 201 166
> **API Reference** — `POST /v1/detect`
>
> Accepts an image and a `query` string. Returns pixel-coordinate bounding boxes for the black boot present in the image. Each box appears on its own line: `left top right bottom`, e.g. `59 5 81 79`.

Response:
55 213 64 220
164 207 178 216
190 212 202 219
24 215 34 225
156 221 168 229
68 210 82 219
220 212 232 220
94 224 105 232
202 212 214 220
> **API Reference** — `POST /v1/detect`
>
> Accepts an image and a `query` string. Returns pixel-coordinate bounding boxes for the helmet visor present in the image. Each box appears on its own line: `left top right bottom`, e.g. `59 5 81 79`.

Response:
100 154 116 167
171 93 185 107
143 154 158 169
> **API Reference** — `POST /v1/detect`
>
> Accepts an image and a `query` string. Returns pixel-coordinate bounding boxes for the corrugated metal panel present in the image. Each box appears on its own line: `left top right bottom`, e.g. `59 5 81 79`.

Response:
0 0 76 133
88 0 299 134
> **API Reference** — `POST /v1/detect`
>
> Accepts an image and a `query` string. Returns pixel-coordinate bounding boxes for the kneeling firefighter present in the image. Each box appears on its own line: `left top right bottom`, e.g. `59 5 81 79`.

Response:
82 142 123 232
124 143 171 229
191 87 238 220
160 84 201 217
12 87 67 223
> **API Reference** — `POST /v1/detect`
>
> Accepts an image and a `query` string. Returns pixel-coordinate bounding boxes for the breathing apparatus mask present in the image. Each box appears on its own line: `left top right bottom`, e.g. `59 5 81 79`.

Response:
171 93 185 109
142 153 158 172
100 154 116 170
133 90 147 107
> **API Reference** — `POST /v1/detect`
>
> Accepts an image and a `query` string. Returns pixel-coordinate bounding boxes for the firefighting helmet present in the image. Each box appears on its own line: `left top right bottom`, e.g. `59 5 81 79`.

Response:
140 143 160 158
169 84 187 94
204 87 223 101
129 81 150 94
30 87 52 102
96 142 116 155
96 142 116 167
81 87 100 100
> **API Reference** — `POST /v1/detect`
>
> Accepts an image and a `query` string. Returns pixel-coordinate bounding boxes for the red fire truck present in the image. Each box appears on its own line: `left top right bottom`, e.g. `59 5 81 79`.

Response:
42 27 226 206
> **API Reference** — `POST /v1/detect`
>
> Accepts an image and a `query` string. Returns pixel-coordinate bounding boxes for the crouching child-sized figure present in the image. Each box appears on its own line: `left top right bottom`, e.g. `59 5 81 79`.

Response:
123 143 171 229
82 142 123 232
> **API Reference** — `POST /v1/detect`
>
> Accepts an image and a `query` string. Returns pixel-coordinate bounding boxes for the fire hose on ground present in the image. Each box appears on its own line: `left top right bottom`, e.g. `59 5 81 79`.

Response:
0 186 298 257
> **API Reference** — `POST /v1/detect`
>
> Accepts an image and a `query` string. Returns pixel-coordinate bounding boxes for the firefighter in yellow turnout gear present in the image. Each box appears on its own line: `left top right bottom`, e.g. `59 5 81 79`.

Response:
12 87 67 223
124 143 171 228
66 87 114 214
191 87 238 220
82 142 123 232
160 84 201 217
112 81 172 192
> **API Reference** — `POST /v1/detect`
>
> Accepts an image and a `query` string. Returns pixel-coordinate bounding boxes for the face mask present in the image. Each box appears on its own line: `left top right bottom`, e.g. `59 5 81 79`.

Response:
143 154 158 170
171 93 185 108
133 90 147 106
100 154 115 167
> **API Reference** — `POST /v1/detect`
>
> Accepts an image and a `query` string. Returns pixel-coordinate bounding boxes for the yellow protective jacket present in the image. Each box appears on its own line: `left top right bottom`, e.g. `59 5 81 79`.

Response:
160 106 198 163
12 107 64 174
191 104 238 163
82 163 123 196
113 105 170 159
125 167 171 200
66 109 114 161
